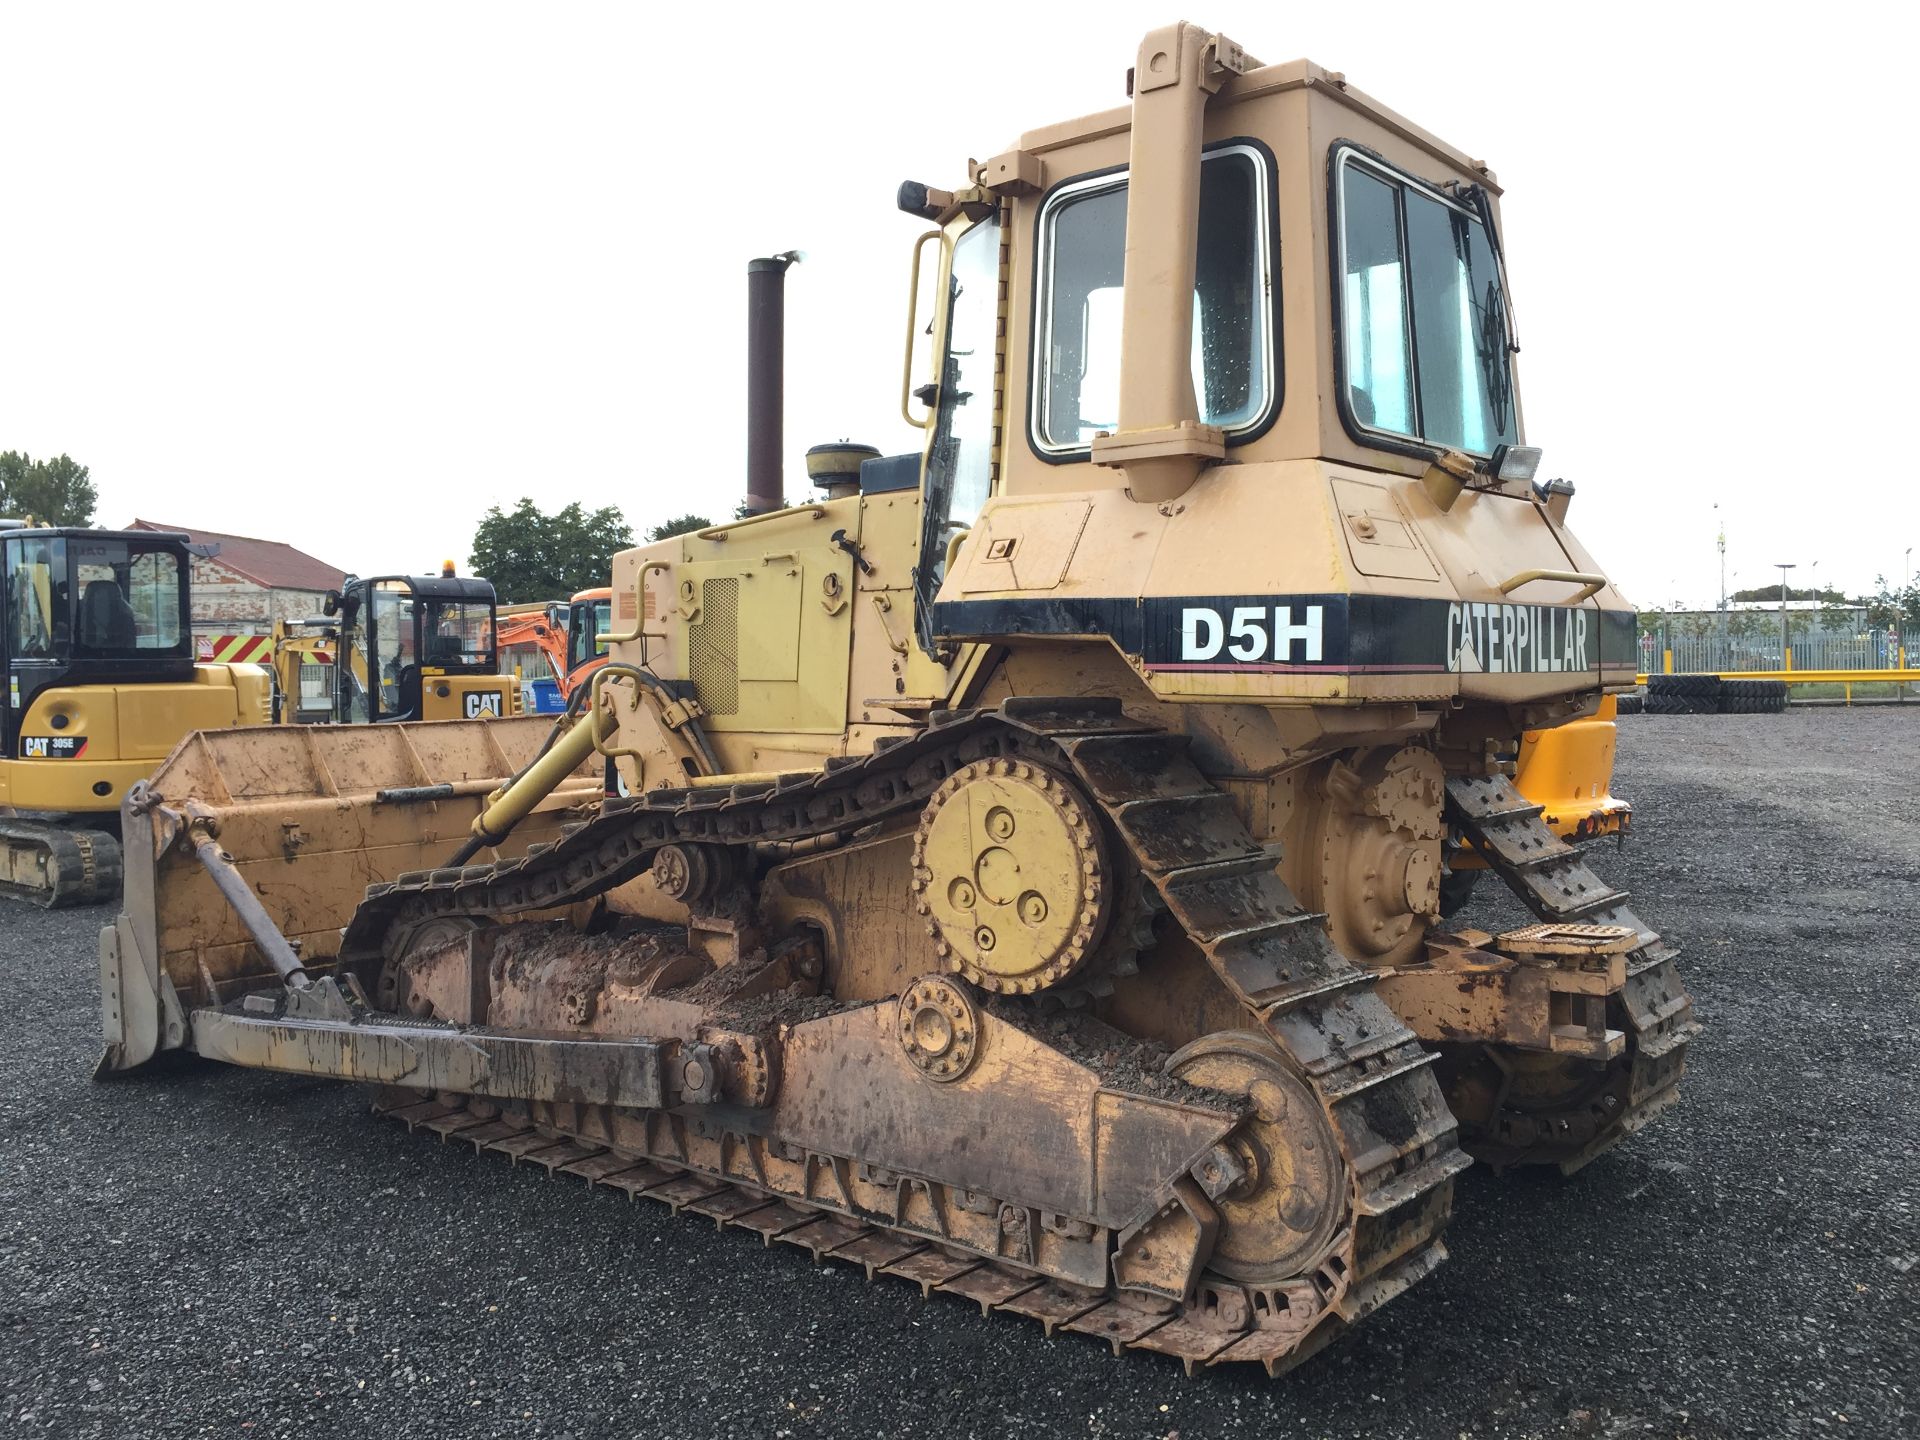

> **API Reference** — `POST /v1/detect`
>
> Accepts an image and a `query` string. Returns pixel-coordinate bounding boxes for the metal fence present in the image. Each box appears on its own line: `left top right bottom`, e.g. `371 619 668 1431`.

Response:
1636 622 1918 676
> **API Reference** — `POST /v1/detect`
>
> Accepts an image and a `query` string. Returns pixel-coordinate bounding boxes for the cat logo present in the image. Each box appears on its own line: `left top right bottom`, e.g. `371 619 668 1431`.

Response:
463 691 503 719
21 735 86 759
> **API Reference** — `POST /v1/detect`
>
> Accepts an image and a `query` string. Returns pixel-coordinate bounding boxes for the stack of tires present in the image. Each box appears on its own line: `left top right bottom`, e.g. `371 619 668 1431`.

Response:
1717 678 1790 714
1645 674 1719 715
1616 691 1645 715
1641 674 1789 715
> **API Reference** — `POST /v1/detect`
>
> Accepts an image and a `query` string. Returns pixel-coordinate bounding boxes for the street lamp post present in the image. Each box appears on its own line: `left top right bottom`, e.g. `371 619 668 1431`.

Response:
1715 506 1728 656
1775 562 1796 669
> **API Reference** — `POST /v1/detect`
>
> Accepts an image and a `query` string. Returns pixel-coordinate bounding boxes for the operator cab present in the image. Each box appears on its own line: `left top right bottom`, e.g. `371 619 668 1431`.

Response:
330 573 501 722
563 587 612 679
1 526 192 759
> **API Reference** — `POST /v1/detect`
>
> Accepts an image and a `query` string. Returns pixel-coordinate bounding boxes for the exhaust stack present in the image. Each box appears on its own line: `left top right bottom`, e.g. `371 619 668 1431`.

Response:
745 251 802 516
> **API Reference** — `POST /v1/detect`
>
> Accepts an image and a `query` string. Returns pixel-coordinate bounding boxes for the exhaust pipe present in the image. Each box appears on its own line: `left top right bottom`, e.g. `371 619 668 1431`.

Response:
745 251 802 516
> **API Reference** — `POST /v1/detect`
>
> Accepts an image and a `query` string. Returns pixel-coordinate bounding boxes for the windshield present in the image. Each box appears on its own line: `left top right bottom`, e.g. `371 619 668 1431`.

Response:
5 535 186 661
1337 149 1516 455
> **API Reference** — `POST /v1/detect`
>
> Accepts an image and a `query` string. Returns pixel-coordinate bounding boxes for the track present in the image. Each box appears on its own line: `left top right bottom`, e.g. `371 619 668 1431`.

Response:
0 818 121 908
341 697 1470 1377
1443 774 1700 1170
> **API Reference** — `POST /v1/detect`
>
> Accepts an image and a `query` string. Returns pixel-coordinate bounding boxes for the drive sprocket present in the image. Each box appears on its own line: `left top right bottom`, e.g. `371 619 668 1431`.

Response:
910 757 1111 995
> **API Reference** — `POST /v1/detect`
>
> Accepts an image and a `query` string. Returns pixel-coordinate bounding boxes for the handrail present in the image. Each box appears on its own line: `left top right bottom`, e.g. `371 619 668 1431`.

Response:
1635 668 1920 685
900 228 947 430
694 505 827 541
598 560 671 648
1497 568 1606 603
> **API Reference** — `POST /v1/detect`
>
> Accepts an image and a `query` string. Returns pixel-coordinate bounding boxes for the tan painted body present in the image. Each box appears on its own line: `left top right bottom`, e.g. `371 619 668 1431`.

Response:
100 23 1692 1378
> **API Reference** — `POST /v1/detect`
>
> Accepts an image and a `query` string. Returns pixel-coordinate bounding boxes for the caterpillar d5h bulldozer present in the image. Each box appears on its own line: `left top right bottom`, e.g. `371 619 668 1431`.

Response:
2 524 270 905
99 23 1698 1377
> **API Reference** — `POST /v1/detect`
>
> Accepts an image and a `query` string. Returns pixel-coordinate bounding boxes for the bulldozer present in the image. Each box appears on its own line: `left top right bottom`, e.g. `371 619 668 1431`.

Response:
1 523 271 905
99 24 1697 1377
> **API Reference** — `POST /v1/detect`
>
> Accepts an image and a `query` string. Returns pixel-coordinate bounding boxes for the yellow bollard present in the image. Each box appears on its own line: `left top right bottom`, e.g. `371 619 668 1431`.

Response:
1663 649 1673 675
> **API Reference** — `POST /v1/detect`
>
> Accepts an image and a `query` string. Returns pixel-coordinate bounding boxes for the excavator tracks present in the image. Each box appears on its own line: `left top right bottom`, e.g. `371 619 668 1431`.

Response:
0 818 122 908
342 698 1470 1377
1443 773 1701 1171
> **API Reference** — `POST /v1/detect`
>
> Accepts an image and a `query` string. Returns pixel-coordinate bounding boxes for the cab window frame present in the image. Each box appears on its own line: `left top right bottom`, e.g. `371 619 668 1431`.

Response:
1026 137 1282 464
1329 142 1519 462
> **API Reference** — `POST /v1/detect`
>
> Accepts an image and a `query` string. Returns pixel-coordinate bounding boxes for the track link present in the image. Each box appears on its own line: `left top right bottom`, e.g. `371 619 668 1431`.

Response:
1443 773 1701 1170
341 698 1470 1376
373 1086 1448 1376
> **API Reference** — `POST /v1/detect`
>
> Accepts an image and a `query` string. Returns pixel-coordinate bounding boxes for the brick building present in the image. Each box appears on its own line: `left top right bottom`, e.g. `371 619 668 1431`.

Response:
128 519 347 656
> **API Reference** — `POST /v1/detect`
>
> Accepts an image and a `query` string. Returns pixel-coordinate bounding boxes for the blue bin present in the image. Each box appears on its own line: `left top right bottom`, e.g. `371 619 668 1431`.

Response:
529 678 567 714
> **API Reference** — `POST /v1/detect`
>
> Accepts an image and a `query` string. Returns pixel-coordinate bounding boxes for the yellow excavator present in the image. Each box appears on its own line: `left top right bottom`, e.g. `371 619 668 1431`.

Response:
1 523 270 905
99 23 1694 1379
266 566 520 725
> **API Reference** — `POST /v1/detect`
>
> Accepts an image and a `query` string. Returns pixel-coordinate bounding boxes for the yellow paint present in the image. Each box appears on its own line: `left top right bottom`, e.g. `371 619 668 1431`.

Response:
424 674 517 722
0 665 268 815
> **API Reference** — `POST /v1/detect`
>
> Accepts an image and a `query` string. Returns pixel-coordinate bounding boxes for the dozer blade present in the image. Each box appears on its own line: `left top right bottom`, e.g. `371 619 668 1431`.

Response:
0 819 122 908
98 716 603 1074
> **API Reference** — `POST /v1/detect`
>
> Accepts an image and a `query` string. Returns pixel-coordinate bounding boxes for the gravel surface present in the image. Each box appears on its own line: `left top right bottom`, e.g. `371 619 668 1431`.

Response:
2 709 1915 1438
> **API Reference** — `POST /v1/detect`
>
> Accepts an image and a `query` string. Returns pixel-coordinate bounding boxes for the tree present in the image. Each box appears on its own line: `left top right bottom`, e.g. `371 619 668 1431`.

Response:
647 513 713 542
0 451 98 525
1729 583 1842 604
468 498 635 605
1865 575 1920 631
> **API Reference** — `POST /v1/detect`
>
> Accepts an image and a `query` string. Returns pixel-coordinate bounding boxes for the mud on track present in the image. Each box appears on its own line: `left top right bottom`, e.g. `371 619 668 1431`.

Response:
1 708 1914 1437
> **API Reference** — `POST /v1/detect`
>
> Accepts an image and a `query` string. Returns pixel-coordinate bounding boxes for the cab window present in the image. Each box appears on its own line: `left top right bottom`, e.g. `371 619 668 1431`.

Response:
5 536 66 660
371 581 415 716
419 598 493 667
1032 145 1273 453
71 542 185 656
1337 148 1517 455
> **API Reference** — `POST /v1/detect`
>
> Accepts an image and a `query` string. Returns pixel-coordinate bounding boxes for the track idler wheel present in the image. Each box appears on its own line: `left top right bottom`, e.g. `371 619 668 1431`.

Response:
910 758 1111 995
1166 1032 1345 1284
1437 1041 1633 1171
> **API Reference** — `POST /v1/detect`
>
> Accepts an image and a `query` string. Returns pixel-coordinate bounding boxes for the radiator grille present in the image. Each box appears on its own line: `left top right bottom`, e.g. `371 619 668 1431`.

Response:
688 578 739 715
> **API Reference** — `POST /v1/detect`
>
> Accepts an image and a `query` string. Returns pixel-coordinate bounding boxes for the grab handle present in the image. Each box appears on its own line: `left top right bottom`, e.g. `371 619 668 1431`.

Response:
1497 569 1606 603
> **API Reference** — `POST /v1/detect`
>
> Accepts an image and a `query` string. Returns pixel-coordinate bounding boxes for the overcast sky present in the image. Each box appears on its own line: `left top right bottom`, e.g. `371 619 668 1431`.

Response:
2 2 1911 608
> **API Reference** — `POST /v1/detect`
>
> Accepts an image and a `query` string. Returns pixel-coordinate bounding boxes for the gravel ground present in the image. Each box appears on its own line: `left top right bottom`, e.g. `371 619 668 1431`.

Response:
2 710 1915 1439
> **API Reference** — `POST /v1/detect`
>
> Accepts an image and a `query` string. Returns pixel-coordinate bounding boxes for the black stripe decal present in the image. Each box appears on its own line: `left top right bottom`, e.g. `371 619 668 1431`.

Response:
932 595 1635 675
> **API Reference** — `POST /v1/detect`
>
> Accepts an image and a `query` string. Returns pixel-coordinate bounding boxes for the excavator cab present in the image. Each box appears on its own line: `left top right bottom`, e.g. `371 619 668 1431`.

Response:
3 527 194 767
328 573 516 723
1 525 269 905
563 586 612 682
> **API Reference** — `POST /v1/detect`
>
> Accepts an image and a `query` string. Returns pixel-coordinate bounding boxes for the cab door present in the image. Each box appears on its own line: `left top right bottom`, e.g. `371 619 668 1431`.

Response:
903 210 1001 692
2 535 69 764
